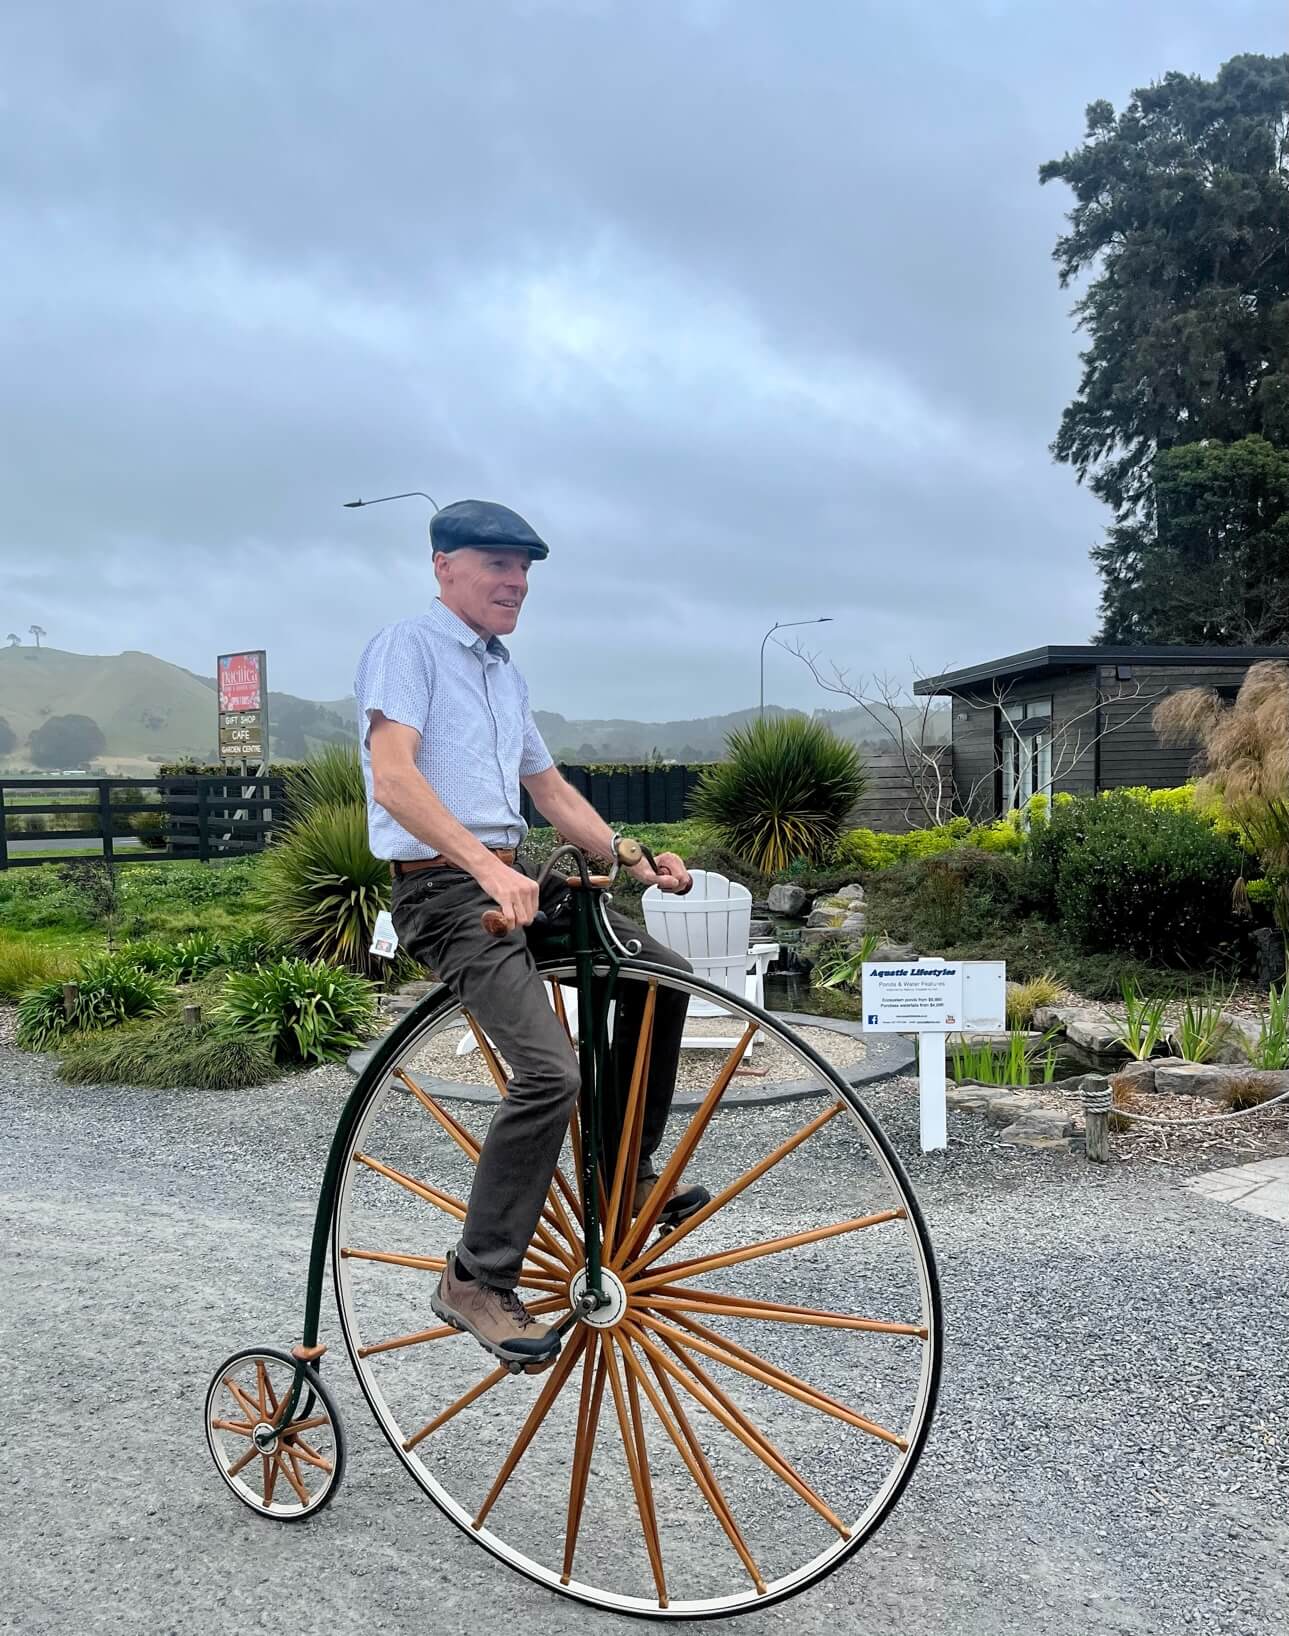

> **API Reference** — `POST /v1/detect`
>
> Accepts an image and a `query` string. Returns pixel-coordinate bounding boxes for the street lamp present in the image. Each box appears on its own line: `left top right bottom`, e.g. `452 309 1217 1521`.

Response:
343 491 441 512
759 618 832 718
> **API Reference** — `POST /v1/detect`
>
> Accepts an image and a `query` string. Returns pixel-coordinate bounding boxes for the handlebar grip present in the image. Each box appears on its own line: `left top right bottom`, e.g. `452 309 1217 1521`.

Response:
480 908 549 937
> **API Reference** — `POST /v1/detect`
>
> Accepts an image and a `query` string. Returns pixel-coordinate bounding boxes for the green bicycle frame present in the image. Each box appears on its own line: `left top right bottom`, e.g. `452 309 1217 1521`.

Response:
282 846 634 1420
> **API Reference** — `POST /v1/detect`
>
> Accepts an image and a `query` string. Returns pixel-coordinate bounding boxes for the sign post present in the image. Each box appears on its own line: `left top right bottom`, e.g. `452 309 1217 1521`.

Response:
862 958 1006 1152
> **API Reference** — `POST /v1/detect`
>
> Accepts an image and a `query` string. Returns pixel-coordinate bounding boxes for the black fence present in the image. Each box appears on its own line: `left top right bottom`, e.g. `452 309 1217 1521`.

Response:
521 764 703 829
0 776 288 869
0 764 704 870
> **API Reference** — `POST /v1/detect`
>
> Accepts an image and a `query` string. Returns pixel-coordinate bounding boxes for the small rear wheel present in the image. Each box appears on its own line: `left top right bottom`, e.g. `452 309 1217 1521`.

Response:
205 1346 345 1520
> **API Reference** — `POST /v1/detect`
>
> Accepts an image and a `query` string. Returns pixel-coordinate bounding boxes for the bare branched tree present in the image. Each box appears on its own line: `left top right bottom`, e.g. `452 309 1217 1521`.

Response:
783 638 1158 826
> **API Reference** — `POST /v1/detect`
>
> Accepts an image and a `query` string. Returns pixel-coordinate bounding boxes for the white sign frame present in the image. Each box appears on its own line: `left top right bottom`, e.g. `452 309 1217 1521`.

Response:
862 958 1007 1153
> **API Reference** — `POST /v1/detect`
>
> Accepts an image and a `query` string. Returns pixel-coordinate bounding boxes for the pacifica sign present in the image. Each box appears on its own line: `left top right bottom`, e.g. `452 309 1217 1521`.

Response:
217 650 269 762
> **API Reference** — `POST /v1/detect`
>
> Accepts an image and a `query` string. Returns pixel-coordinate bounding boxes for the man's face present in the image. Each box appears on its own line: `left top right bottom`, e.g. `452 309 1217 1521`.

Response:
435 546 531 637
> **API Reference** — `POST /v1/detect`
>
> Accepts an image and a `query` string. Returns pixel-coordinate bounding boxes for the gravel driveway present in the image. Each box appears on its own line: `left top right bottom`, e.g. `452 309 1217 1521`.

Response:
3 1039 1285 1636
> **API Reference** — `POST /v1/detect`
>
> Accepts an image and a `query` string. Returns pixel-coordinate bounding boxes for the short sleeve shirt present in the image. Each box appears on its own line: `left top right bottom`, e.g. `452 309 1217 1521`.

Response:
353 599 553 861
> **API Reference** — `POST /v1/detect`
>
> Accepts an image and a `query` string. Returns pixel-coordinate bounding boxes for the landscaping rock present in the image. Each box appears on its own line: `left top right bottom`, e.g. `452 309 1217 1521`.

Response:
1063 1012 1124 1055
748 917 775 941
836 883 865 904
948 1029 1040 1049
1109 1059 1156 1095
946 1085 1034 1126
1214 1013 1261 1064
872 941 917 962
998 1108 1080 1151
767 884 807 916
1152 1062 1289 1102
839 913 867 935
806 905 846 929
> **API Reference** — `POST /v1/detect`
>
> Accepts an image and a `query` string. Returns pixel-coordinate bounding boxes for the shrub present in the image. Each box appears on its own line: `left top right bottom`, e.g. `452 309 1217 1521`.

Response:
218 956 377 1064
258 801 392 976
165 931 226 981
1026 793 1245 964
284 743 365 817
864 847 1027 950
1005 972 1062 1028
115 938 174 973
0 865 96 930
128 809 168 848
219 925 293 970
692 718 867 875
1248 983 1289 1070
16 955 169 1049
59 1016 277 1090
0 936 76 999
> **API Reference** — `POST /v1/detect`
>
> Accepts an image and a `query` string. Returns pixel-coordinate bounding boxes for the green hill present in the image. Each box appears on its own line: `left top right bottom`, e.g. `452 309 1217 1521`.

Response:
0 646 355 773
0 645 947 773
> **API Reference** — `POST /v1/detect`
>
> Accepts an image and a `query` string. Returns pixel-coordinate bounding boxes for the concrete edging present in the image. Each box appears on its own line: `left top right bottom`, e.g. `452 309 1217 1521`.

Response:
347 1010 914 1111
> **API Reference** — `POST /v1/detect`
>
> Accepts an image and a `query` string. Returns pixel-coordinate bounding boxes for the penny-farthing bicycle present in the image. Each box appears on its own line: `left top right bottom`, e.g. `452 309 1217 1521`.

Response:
205 840 941 1618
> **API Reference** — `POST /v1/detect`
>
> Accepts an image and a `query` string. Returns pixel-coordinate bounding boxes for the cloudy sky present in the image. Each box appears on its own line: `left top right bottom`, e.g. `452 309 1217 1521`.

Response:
3 1 1283 720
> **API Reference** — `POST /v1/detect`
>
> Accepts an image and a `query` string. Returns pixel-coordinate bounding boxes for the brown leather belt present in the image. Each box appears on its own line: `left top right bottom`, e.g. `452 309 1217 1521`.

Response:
390 847 517 880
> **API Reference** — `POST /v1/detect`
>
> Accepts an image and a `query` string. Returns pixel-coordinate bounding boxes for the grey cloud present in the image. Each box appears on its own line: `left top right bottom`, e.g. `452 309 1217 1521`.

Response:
1 0 1281 715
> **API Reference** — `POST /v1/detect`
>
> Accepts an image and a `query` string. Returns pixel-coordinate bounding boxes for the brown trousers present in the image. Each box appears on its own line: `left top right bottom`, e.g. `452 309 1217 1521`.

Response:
391 863 691 1289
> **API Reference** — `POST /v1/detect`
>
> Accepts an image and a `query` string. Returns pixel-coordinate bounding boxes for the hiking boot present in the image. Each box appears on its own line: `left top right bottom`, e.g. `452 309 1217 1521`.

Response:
430 1251 561 1372
633 1175 711 1230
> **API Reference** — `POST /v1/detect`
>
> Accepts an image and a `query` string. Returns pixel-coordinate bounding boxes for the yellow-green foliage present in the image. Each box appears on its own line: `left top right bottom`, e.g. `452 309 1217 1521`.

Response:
0 934 77 1000
1005 972 1063 1028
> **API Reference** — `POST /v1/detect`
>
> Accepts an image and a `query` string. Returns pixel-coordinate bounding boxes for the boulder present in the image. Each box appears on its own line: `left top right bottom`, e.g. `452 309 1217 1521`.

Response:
800 925 846 946
767 883 808 916
839 913 867 935
1109 1059 1156 1095
806 905 846 929
1152 1062 1289 1102
748 917 775 941
1063 1013 1125 1055
998 1108 1080 1150
945 1085 1033 1126
836 883 866 904
872 941 917 962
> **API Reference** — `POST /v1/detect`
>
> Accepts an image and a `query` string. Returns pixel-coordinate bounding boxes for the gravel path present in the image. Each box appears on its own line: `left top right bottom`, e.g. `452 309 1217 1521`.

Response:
4 1037 1286 1635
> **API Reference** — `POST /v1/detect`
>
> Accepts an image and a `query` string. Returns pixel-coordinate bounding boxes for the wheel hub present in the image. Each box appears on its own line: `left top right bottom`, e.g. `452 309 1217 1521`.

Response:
568 1267 628 1329
251 1422 279 1454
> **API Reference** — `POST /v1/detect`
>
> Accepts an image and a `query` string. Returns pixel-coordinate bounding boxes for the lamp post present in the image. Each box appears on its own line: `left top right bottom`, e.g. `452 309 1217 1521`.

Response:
343 491 441 512
759 618 832 718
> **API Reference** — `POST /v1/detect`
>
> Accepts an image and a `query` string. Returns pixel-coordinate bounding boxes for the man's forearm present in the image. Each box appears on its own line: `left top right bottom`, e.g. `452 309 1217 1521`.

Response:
525 774 616 858
373 762 513 877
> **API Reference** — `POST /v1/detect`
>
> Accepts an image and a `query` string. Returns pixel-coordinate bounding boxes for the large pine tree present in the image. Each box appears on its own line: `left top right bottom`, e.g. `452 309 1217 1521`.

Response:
1041 53 1289 642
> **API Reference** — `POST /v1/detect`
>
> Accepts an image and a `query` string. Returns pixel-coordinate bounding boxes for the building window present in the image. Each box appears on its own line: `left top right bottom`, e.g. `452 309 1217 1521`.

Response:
1000 698 1053 811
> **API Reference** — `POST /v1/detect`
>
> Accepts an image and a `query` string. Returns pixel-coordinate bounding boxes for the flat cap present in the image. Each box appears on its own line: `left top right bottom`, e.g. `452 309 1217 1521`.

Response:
429 499 549 561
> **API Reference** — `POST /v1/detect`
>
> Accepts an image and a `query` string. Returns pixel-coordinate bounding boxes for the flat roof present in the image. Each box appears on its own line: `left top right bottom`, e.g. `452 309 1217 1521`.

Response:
914 644 1289 695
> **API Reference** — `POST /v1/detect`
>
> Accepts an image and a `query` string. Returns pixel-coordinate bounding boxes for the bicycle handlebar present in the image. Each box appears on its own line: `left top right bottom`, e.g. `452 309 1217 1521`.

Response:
477 836 677 935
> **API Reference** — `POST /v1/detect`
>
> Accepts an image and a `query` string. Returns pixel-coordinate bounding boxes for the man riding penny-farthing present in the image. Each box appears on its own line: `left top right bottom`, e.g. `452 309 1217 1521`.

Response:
205 499 941 1618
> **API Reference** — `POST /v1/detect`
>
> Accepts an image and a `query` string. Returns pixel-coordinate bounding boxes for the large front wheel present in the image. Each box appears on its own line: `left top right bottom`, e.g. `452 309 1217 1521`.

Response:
333 961 940 1618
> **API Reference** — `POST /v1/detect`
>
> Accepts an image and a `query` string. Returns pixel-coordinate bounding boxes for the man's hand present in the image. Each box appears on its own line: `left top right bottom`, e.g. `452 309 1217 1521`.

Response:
630 851 692 895
477 858 541 929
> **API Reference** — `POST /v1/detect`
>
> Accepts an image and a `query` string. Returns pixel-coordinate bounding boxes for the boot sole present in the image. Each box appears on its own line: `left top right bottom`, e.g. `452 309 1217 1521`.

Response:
430 1290 561 1374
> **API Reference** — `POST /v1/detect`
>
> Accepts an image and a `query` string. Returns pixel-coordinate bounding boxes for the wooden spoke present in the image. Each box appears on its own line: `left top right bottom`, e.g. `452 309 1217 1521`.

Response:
223 1377 264 1426
615 1024 757 1266
639 1288 927 1338
404 1364 510 1452
626 1207 905 1296
262 1370 280 1417
602 1334 668 1606
210 1417 253 1437
602 983 656 1261
278 1449 312 1506
282 1439 332 1474
339 1246 565 1294
473 1333 588 1530
549 979 574 1048
642 1312 908 1451
464 1012 511 1096
358 1323 461 1358
283 1415 329 1437
396 1068 482 1164
618 1334 766 1596
226 1443 260 1479
624 1101 846 1278
395 1062 582 1252
261 1452 279 1507
358 1297 568 1360
255 1361 270 1417
627 1321 849 1539
561 1335 608 1586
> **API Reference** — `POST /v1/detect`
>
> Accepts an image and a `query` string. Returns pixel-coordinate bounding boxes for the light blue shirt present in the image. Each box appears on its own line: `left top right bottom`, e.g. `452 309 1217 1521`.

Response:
354 599 554 861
